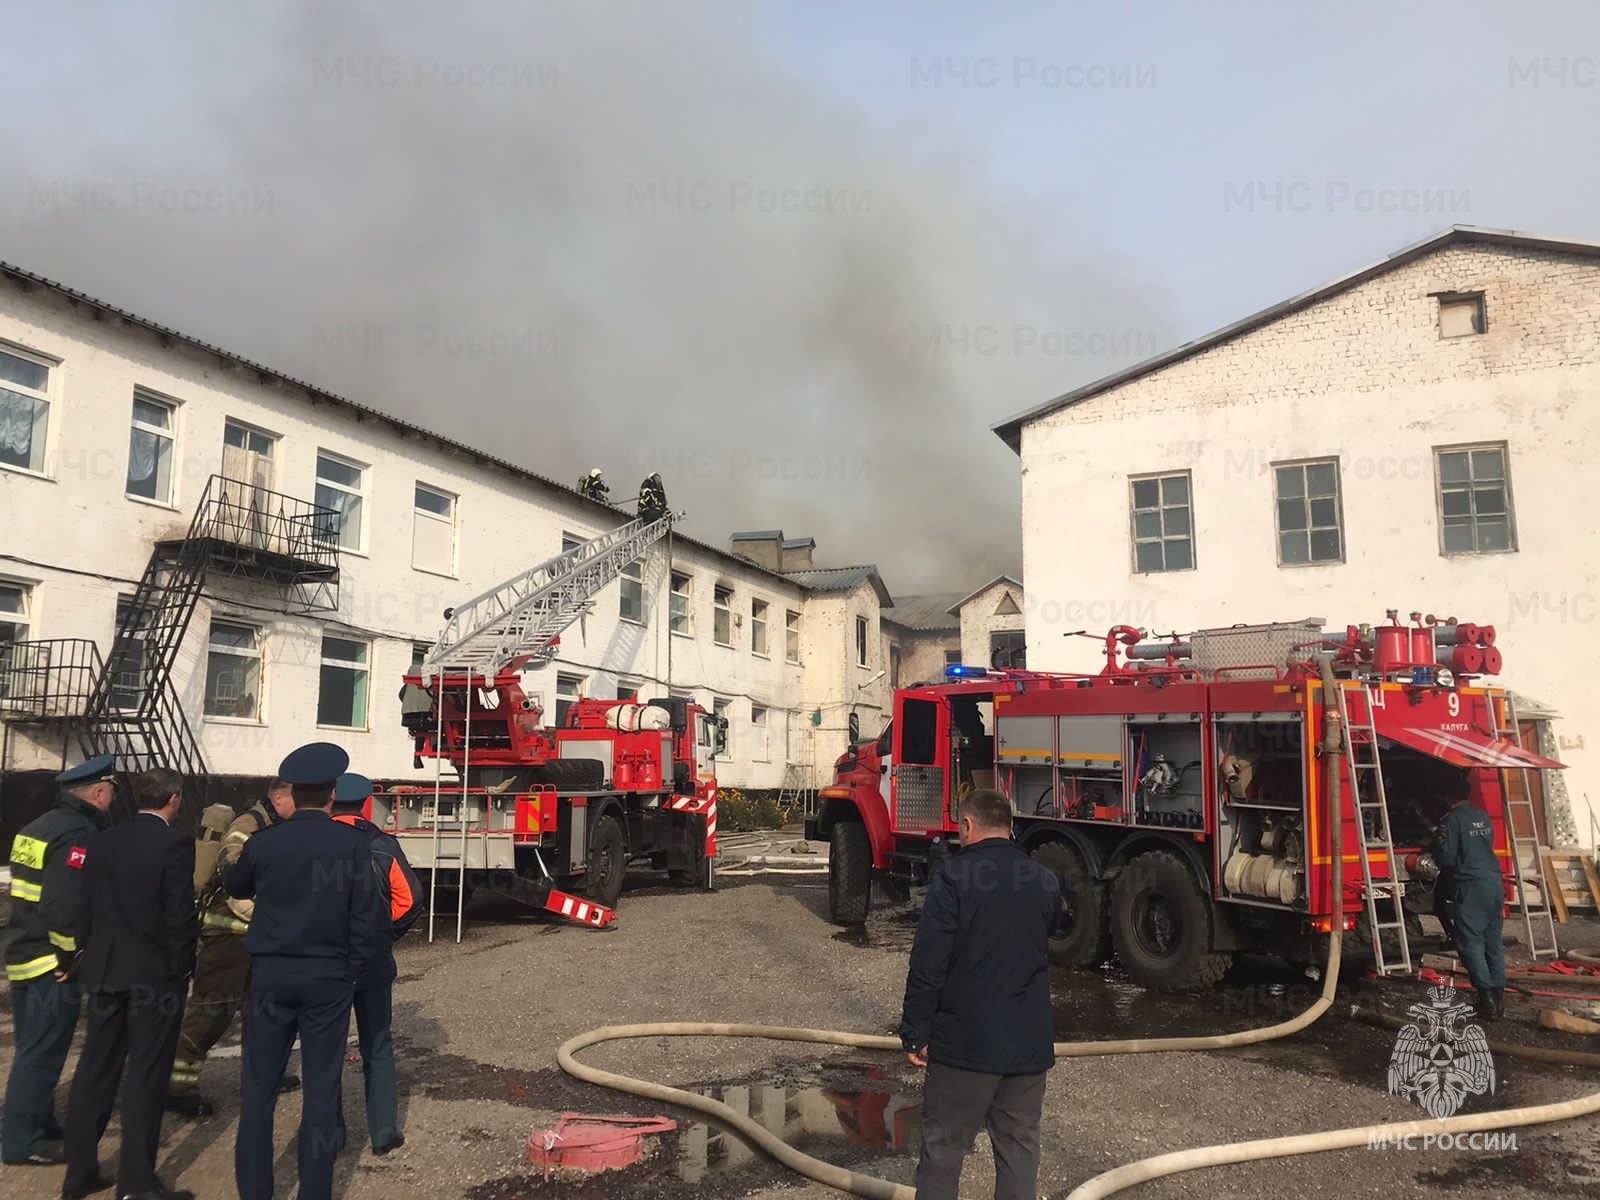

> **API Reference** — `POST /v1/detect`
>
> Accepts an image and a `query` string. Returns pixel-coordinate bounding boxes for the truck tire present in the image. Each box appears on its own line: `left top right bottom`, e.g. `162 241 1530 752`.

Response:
828 821 871 926
1110 850 1232 991
527 758 606 792
583 815 627 908
1031 841 1112 968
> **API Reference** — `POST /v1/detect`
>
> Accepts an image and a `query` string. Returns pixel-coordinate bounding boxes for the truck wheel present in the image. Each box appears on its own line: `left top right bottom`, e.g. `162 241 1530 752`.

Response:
1032 841 1112 968
1110 850 1232 991
583 815 627 908
828 821 872 926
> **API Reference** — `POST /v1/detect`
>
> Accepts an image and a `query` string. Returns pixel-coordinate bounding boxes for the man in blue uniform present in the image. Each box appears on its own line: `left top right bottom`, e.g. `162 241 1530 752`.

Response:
1434 771 1507 1019
225 743 384 1200
2 755 115 1166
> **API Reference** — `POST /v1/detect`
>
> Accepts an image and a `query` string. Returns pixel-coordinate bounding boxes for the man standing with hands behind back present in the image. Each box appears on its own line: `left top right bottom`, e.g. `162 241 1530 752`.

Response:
899 788 1060 1200
62 766 197 1200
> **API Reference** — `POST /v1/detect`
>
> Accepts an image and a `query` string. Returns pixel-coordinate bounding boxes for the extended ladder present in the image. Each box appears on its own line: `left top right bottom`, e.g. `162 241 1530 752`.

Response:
1337 683 1412 975
425 513 673 677
1488 692 1560 959
425 668 477 944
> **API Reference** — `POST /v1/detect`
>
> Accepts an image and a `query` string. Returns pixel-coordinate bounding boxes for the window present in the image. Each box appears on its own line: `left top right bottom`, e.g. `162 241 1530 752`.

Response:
670 572 692 635
1436 444 1516 554
1438 292 1486 339
204 620 261 720
991 630 1026 670
751 705 769 761
751 599 769 657
900 698 938 764
855 616 869 667
314 452 364 551
0 581 31 646
1274 459 1344 565
126 393 175 504
713 585 734 647
616 679 641 702
620 559 644 624
889 644 902 689
555 672 584 726
0 345 52 474
223 420 275 458
316 636 370 728
108 596 151 711
1130 472 1194 572
943 648 962 668
785 610 800 663
712 697 731 759
561 532 582 556
413 483 457 575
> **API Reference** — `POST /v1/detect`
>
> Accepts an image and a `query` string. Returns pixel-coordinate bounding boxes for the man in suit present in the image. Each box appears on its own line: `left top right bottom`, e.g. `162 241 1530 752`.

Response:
331 773 422 1156
226 743 384 1200
61 766 198 1200
899 788 1060 1200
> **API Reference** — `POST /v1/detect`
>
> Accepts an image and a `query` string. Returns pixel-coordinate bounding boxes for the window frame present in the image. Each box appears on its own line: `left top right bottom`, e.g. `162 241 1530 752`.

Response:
785 609 801 664
1272 457 1346 567
203 618 264 723
1129 470 1196 574
713 584 735 648
0 579 34 646
990 629 1026 670
750 703 769 762
750 598 770 658
1434 442 1518 556
712 696 732 760
314 449 367 554
125 389 178 507
0 341 56 478
316 634 371 730
855 615 869 668
619 558 645 625
554 671 585 727
616 678 642 702
1436 290 1487 339
222 418 276 458
412 482 459 577
670 571 693 637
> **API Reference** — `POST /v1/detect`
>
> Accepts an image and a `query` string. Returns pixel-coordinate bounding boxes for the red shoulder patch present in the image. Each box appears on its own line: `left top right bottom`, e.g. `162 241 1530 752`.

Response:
66 846 88 869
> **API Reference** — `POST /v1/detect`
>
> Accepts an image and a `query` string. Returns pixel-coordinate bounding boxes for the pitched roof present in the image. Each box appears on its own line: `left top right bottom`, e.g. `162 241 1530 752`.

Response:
948 575 1024 614
729 530 784 541
0 257 805 589
991 225 1600 452
882 592 965 632
782 565 893 606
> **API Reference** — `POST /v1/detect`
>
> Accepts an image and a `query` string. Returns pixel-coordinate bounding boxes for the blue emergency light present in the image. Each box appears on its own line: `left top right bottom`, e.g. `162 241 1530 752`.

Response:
1410 665 1435 687
945 664 989 679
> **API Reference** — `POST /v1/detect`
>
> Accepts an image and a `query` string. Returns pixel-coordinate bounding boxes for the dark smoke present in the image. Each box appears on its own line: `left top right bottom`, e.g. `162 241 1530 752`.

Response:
0 1 1174 591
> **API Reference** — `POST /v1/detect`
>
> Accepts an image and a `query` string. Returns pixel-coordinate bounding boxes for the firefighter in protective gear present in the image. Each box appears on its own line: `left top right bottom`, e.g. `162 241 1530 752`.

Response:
164 779 298 1118
331 773 422 1154
1434 771 1507 1020
577 467 609 502
637 472 667 521
2 754 115 1166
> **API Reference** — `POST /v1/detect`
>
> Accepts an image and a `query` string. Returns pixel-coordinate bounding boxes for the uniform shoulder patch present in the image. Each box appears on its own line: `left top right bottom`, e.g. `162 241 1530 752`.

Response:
66 845 88 869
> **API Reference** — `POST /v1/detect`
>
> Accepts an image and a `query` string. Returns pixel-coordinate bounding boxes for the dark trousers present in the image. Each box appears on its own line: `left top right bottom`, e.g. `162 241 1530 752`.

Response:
170 931 250 1096
63 984 186 1195
915 1062 1047 1200
2 974 80 1162
353 978 399 1147
1452 876 1507 990
235 966 354 1200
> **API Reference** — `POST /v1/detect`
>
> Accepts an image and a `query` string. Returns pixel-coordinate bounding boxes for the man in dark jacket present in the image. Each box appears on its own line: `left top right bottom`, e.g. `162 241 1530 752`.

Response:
899 788 1060 1200
225 743 384 1200
1434 770 1507 1019
62 766 197 1200
2 754 115 1167
331 772 422 1155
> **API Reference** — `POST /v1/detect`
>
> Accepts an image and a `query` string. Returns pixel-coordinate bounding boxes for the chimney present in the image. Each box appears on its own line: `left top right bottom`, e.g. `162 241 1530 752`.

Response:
729 530 785 571
781 537 815 569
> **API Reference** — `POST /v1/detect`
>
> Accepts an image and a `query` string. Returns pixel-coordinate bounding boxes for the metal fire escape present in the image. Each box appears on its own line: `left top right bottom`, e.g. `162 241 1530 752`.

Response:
1 475 340 809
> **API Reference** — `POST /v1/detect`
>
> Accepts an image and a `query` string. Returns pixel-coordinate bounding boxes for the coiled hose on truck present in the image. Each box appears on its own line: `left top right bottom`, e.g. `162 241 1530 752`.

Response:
559 658 1600 1198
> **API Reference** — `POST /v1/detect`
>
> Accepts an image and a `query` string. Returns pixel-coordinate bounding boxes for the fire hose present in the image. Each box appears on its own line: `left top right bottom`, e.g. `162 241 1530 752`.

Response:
558 656 1600 1197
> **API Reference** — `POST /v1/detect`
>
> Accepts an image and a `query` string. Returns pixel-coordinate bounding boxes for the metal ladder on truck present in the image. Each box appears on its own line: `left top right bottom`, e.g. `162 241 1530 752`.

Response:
1337 683 1412 976
1487 692 1560 959
420 511 676 942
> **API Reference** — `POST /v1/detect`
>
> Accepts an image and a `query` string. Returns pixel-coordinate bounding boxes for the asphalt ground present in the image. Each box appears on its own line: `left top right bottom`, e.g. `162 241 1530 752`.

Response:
2 849 1600 1199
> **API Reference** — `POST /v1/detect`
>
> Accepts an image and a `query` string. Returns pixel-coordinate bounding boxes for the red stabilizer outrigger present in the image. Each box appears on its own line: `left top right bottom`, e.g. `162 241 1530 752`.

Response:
544 887 617 928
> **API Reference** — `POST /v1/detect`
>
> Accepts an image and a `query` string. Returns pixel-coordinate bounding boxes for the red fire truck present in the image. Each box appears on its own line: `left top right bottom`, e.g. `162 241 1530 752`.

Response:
377 509 723 940
806 614 1563 990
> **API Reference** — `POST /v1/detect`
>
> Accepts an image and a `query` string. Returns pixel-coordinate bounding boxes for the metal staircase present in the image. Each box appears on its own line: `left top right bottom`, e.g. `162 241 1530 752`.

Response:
1488 692 1560 959
425 513 673 675
1336 683 1413 976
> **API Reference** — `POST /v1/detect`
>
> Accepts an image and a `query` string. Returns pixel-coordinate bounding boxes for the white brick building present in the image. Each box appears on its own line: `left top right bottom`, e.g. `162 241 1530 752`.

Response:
0 261 918 830
994 226 1599 847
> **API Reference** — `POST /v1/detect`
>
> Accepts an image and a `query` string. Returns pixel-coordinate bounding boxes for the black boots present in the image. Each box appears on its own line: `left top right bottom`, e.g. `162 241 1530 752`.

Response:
1476 986 1498 1021
1491 986 1506 1019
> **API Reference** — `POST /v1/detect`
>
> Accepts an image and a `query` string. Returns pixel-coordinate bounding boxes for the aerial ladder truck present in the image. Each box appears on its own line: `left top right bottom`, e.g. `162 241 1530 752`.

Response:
379 506 723 942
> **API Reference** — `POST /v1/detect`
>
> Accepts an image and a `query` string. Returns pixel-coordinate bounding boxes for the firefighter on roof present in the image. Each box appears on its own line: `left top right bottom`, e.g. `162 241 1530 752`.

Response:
2 754 115 1167
637 472 667 521
166 777 299 1118
577 467 609 502
1434 771 1507 1020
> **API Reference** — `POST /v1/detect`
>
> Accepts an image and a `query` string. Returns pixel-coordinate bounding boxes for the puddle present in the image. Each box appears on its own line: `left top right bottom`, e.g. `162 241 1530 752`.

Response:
831 909 920 952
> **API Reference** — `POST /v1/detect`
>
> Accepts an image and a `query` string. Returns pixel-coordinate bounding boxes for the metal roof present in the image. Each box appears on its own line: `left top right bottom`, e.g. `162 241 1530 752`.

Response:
948 575 1024 614
782 537 815 550
729 530 784 541
0 257 807 589
782 565 893 606
991 225 1600 452
882 592 965 632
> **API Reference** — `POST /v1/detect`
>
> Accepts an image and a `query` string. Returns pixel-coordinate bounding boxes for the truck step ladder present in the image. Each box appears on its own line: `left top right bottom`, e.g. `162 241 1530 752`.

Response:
1337 683 1413 976
1488 693 1561 958
426 673 476 944
425 513 673 677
